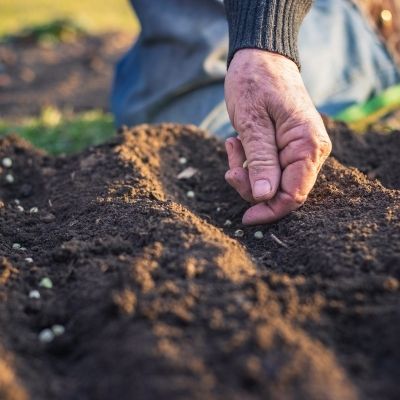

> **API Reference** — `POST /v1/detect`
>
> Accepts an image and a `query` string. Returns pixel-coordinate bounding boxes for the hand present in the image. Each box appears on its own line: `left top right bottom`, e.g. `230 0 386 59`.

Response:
224 49 332 225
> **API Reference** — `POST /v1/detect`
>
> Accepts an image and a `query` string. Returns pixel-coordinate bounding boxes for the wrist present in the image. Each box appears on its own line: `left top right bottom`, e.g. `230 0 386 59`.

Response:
229 49 300 76
224 0 313 68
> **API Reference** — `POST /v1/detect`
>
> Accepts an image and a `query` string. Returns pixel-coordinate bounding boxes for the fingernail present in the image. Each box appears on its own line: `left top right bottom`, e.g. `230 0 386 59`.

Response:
253 179 272 198
225 139 234 152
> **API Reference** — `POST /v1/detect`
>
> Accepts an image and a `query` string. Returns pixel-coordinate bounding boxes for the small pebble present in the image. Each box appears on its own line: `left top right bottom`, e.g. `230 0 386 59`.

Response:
186 190 195 198
179 157 187 165
39 277 53 289
234 229 244 238
383 277 399 291
25 257 33 263
224 219 232 227
12 243 21 250
2 157 12 168
20 247 27 251
52 325 65 336
29 290 41 299
16 205 24 212
29 207 39 213
5 174 14 183
254 231 264 239
38 329 55 343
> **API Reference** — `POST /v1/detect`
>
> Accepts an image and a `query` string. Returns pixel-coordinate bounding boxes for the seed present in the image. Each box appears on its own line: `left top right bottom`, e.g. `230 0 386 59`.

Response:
179 157 187 165
224 219 232 226
216 207 221 212
25 257 33 263
38 329 55 343
177 167 198 180
234 229 244 238
12 243 21 250
2 157 12 168
16 205 24 212
39 277 53 289
29 290 41 299
254 231 264 239
243 160 249 169
29 207 39 213
5 174 14 183
52 325 65 336
186 191 195 198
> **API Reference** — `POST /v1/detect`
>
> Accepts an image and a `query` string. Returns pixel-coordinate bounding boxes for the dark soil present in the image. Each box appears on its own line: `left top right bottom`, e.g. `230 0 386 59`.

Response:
0 122 399 400
0 33 132 119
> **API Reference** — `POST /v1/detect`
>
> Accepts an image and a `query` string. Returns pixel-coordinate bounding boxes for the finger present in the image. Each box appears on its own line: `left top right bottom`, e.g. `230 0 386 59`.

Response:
225 137 246 169
278 123 331 171
240 122 281 202
242 159 317 225
225 167 253 202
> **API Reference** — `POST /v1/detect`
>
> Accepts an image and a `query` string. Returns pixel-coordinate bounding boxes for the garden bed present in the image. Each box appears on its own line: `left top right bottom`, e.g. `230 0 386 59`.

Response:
0 122 399 400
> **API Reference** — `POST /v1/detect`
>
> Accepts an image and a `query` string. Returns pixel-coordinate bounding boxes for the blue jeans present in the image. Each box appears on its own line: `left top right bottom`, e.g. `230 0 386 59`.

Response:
111 0 400 138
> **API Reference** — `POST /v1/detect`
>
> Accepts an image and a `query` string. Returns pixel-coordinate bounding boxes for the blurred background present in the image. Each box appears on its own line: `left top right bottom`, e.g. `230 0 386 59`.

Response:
0 0 139 154
0 0 399 154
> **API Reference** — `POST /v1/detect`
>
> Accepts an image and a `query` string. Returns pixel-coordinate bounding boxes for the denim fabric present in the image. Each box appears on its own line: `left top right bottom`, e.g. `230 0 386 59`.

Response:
111 0 400 138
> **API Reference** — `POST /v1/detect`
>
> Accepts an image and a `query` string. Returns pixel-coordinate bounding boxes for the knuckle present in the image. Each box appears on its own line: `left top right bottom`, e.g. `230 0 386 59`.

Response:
248 158 279 172
225 168 243 185
224 170 233 183
321 136 333 156
301 131 332 163
235 118 259 135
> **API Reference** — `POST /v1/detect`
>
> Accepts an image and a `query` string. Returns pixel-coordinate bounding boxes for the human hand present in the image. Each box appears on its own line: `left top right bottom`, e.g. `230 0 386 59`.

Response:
224 49 332 225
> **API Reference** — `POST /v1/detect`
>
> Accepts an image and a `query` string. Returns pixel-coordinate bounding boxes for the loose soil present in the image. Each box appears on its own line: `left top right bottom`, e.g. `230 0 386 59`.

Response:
0 122 399 400
0 33 132 119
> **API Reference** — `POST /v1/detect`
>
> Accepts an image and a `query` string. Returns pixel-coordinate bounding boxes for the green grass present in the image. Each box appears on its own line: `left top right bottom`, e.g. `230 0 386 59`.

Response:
0 0 139 38
0 108 116 155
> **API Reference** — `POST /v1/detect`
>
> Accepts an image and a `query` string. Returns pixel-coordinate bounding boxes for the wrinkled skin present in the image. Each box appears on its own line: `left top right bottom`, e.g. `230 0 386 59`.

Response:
224 49 332 225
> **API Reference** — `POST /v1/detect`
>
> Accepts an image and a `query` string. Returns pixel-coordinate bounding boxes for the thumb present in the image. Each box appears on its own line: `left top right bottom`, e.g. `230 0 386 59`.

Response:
241 123 281 202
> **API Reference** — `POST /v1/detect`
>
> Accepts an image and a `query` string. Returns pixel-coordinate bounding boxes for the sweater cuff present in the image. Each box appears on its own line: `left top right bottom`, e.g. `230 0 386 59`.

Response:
224 0 313 68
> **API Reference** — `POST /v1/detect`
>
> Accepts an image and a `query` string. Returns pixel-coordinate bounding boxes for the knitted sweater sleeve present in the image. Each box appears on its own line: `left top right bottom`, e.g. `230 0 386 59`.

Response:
224 0 313 68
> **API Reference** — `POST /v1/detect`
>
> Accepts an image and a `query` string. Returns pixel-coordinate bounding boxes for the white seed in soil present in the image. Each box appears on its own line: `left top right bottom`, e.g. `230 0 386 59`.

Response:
2 157 12 168
38 329 55 343
29 290 40 299
52 325 65 336
29 207 39 213
254 231 264 239
16 205 24 212
25 257 33 263
12 243 21 250
177 167 198 180
5 174 14 183
39 277 53 289
178 157 187 165
224 219 232 226
186 190 195 198
234 229 244 238
216 207 221 212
